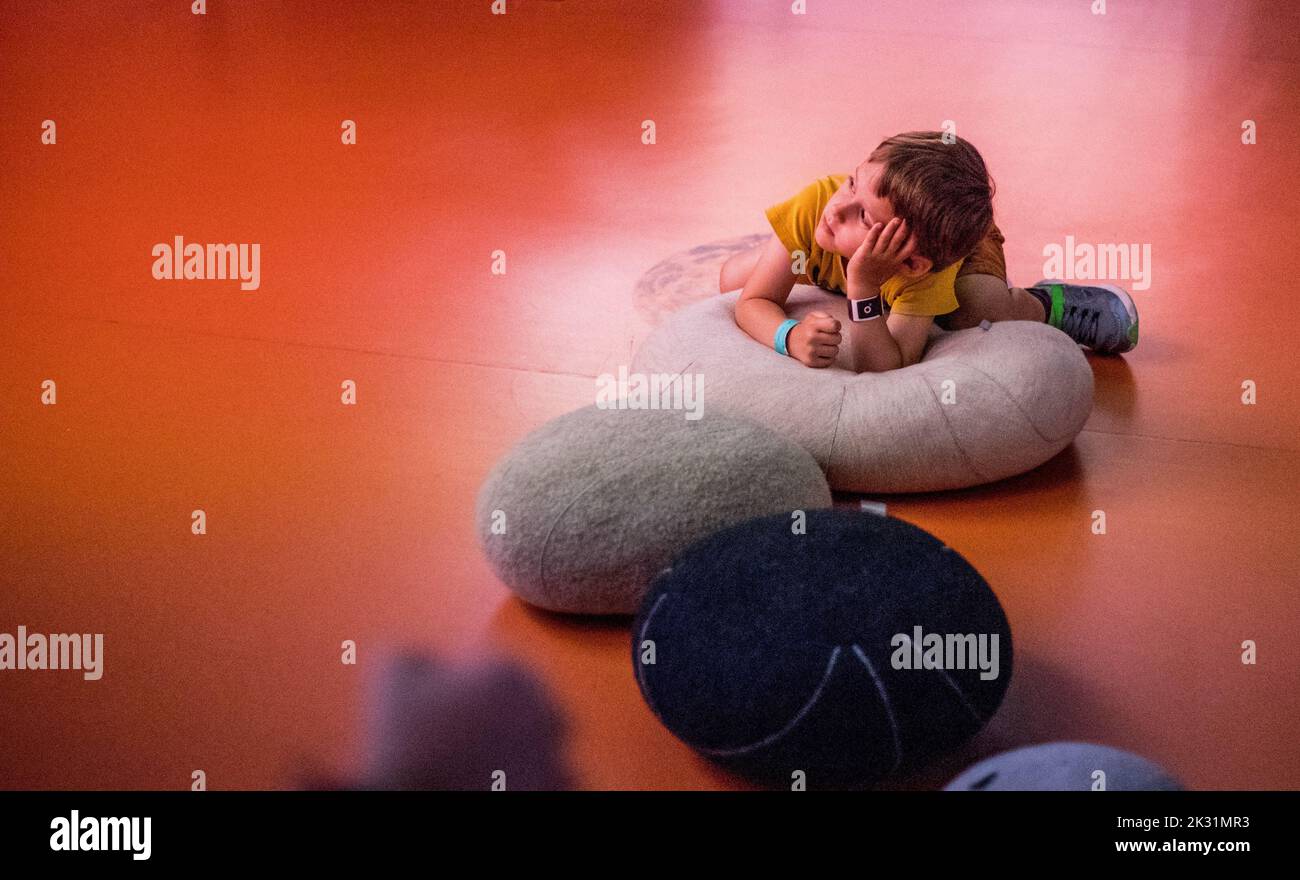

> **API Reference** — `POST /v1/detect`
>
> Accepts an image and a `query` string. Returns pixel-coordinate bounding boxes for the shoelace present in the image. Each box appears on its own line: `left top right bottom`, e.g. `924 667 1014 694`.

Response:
1060 304 1101 347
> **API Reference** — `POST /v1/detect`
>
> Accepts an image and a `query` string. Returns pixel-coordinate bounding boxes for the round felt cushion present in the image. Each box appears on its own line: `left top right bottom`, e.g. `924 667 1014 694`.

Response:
632 508 1013 787
476 406 833 615
631 283 1094 493
944 742 1183 791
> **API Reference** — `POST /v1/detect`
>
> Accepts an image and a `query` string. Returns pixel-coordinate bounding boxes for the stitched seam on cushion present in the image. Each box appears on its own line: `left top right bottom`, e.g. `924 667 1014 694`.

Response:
537 478 608 595
919 372 991 484
633 593 671 705
935 667 987 725
537 367 704 594
851 644 902 775
951 358 1067 445
823 384 849 483
896 631 987 725
538 446 693 595
694 647 843 758
670 358 699 385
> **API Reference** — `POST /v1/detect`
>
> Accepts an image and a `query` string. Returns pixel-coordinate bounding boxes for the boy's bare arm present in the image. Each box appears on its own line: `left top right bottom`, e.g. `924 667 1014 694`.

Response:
887 313 935 368
843 309 932 372
843 217 933 372
734 234 842 368
734 234 798 343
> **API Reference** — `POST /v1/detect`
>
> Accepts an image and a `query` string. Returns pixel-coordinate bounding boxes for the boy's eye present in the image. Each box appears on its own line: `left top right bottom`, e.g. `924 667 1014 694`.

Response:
860 209 867 224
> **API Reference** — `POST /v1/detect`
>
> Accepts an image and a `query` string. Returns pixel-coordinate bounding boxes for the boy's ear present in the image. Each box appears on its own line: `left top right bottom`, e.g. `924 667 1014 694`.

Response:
899 253 933 277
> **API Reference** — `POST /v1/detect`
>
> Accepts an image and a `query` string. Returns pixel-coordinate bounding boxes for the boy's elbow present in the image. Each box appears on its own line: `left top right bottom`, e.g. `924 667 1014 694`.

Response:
733 298 749 325
856 336 908 373
856 361 904 375
851 352 905 374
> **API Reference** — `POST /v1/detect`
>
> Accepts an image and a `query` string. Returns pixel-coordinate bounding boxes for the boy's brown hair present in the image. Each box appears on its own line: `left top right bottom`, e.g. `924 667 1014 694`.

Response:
867 131 994 271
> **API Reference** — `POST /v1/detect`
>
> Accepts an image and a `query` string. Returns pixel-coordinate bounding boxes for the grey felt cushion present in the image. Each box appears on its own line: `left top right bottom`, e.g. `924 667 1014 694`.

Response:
476 406 833 615
631 286 1093 493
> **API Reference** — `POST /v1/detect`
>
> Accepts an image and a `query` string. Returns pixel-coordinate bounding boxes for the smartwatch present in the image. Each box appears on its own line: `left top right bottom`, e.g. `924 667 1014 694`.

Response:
847 294 884 322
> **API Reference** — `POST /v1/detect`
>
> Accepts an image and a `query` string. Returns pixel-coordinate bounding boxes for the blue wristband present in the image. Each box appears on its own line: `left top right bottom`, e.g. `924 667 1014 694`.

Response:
774 319 800 357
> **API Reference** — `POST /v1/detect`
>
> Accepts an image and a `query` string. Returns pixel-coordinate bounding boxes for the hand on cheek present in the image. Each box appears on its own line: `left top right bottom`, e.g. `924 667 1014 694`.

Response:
846 218 918 291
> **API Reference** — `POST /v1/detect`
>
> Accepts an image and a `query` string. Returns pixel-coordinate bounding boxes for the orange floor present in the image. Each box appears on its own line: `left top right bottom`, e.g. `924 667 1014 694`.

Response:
2 0 1298 790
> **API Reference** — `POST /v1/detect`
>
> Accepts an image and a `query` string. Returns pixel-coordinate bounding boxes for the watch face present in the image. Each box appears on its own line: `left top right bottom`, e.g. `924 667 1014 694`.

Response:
850 296 882 321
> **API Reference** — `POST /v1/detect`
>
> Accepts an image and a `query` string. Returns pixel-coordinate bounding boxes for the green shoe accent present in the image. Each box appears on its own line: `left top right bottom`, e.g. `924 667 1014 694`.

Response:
1128 318 1139 348
1048 283 1065 328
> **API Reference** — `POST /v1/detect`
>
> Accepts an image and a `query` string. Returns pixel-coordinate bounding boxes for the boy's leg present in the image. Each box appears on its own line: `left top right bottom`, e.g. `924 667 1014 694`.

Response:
937 223 1046 330
719 244 764 292
944 274 1046 330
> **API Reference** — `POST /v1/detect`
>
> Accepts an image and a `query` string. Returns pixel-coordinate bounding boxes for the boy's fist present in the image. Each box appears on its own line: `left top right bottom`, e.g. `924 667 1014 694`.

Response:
788 311 842 368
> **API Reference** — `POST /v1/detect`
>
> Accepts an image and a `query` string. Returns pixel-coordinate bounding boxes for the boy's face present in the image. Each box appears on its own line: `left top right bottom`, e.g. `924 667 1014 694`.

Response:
814 161 896 257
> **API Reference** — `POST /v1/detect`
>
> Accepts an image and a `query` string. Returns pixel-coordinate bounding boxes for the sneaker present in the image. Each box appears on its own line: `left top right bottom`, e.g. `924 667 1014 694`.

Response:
1032 279 1139 354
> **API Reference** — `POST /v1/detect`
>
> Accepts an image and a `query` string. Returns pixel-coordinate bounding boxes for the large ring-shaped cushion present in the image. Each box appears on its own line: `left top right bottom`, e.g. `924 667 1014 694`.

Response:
631 286 1093 493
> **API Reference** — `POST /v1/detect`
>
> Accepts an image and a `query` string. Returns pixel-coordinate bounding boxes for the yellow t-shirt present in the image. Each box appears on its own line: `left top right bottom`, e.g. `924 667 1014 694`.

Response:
764 174 962 317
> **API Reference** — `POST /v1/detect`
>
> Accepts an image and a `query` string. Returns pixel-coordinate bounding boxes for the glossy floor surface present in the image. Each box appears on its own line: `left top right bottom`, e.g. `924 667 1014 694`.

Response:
2 0 1298 789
